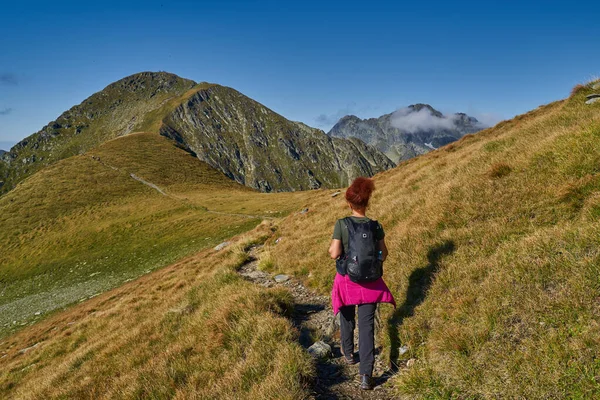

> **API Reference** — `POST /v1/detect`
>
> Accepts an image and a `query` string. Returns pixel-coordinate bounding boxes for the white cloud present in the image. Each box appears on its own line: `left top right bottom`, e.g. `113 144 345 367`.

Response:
390 107 460 133
469 111 503 128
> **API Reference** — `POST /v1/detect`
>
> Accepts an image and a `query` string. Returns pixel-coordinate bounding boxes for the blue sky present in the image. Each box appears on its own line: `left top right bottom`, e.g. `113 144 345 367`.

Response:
0 0 599 150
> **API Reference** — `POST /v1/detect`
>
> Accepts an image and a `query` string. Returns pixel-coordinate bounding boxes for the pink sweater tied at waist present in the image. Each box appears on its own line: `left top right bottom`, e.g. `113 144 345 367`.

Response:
331 272 396 315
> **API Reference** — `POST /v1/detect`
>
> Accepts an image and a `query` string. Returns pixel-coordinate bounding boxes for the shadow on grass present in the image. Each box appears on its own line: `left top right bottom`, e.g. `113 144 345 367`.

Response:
387 240 456 371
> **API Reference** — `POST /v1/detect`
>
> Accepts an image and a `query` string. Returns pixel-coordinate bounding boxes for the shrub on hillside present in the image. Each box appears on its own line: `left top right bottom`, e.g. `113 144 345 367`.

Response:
488 162 512 178
570 83 587 97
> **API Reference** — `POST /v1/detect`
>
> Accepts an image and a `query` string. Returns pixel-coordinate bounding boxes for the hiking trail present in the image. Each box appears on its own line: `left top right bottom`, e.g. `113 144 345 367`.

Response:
88 155 274 220
239 245 398 399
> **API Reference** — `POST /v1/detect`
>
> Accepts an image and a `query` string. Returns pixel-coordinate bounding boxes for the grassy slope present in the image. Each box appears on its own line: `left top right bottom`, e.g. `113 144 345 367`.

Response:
0 224 313 399
0 132 316 337
263 83 600 398
3 82 600 399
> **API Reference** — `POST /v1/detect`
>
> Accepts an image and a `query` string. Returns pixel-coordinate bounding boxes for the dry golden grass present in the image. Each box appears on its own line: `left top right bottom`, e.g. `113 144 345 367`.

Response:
0 222 313 399
266 82 600 398
3 81 600 398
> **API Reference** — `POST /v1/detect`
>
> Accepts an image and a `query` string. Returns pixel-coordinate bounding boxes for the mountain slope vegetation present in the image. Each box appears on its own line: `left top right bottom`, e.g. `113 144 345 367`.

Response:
0 132 317 337
0 72 197 193
0 224 314 399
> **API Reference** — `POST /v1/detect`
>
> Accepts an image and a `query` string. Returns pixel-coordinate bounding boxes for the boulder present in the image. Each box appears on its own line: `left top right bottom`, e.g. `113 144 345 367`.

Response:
214 242 230 251
274 274 290 283
308 341 332 359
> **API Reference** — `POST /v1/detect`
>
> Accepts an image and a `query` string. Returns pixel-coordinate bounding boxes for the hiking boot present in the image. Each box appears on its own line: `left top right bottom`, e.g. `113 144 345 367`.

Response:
360 374 374 390
343 354 357 365
341 348 356 365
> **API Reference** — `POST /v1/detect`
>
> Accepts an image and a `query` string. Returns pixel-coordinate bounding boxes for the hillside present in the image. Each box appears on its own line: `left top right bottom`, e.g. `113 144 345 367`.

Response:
0 72 393 194
0 225 315 399
267 82 600 397
329 104 483 163
0 132 318 337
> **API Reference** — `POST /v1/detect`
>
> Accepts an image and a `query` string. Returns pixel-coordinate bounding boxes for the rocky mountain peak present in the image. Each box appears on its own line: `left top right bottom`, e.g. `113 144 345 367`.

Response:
329 104 484 163
407 103 443 118
453 112 480 124
338 115 363 123
104 71 197 94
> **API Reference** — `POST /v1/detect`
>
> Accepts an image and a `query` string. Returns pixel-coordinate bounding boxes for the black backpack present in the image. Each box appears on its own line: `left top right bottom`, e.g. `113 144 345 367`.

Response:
336 217 383 282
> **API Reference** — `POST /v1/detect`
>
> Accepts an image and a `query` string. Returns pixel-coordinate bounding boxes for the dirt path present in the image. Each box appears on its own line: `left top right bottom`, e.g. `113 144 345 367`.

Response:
239 246 396 399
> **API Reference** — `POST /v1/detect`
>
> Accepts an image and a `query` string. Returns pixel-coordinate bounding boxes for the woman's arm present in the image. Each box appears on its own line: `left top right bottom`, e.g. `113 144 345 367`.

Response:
378 238 388 261
329 239 342 259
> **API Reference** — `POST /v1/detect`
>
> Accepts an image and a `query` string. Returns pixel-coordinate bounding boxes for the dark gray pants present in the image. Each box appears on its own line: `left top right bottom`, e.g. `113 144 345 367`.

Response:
339 303 377 375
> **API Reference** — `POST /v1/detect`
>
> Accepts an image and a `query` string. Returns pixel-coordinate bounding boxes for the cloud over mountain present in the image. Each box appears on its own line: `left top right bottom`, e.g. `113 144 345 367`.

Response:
390 106 489 133
390 107 461 133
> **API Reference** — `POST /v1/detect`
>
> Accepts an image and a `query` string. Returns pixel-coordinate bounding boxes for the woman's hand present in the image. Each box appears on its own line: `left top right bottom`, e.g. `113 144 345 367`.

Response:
329 239 342 259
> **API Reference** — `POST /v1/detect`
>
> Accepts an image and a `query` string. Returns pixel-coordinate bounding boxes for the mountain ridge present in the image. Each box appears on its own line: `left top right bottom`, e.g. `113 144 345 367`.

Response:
0 71 393 193
328 104 484 163
159 83 394 191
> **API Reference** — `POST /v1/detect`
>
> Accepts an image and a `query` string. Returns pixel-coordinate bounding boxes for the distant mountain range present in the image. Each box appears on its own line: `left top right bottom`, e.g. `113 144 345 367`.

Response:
0 72 394 193
328 104 484 163
0 150 6 157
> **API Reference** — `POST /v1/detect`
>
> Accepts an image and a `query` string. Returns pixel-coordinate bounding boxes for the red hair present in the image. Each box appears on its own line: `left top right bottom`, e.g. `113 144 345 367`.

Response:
345 177 375 208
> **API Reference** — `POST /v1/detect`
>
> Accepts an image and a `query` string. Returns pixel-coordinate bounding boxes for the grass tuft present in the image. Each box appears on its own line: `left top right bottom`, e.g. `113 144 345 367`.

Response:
488 162 512 178
571 83 588 97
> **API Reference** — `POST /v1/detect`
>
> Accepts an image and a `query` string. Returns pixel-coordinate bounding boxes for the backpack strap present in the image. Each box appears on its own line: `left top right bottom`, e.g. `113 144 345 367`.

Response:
369 220 379 237
336 218 353 276
343 217 356 236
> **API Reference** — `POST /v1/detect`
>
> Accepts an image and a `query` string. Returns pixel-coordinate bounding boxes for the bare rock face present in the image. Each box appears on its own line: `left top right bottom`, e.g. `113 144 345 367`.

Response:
160 85 394 192
329 104 484 163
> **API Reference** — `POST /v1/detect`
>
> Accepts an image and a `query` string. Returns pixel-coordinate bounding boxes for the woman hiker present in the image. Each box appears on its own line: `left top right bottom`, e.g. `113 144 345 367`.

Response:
328 177 396 390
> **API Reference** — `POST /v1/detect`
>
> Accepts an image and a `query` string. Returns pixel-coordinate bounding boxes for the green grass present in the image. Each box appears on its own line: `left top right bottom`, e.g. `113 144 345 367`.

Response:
0 226 313 399
0 133 316 337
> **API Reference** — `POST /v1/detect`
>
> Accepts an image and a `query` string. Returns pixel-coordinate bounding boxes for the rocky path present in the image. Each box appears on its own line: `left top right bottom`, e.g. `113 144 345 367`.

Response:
239 246 396 399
